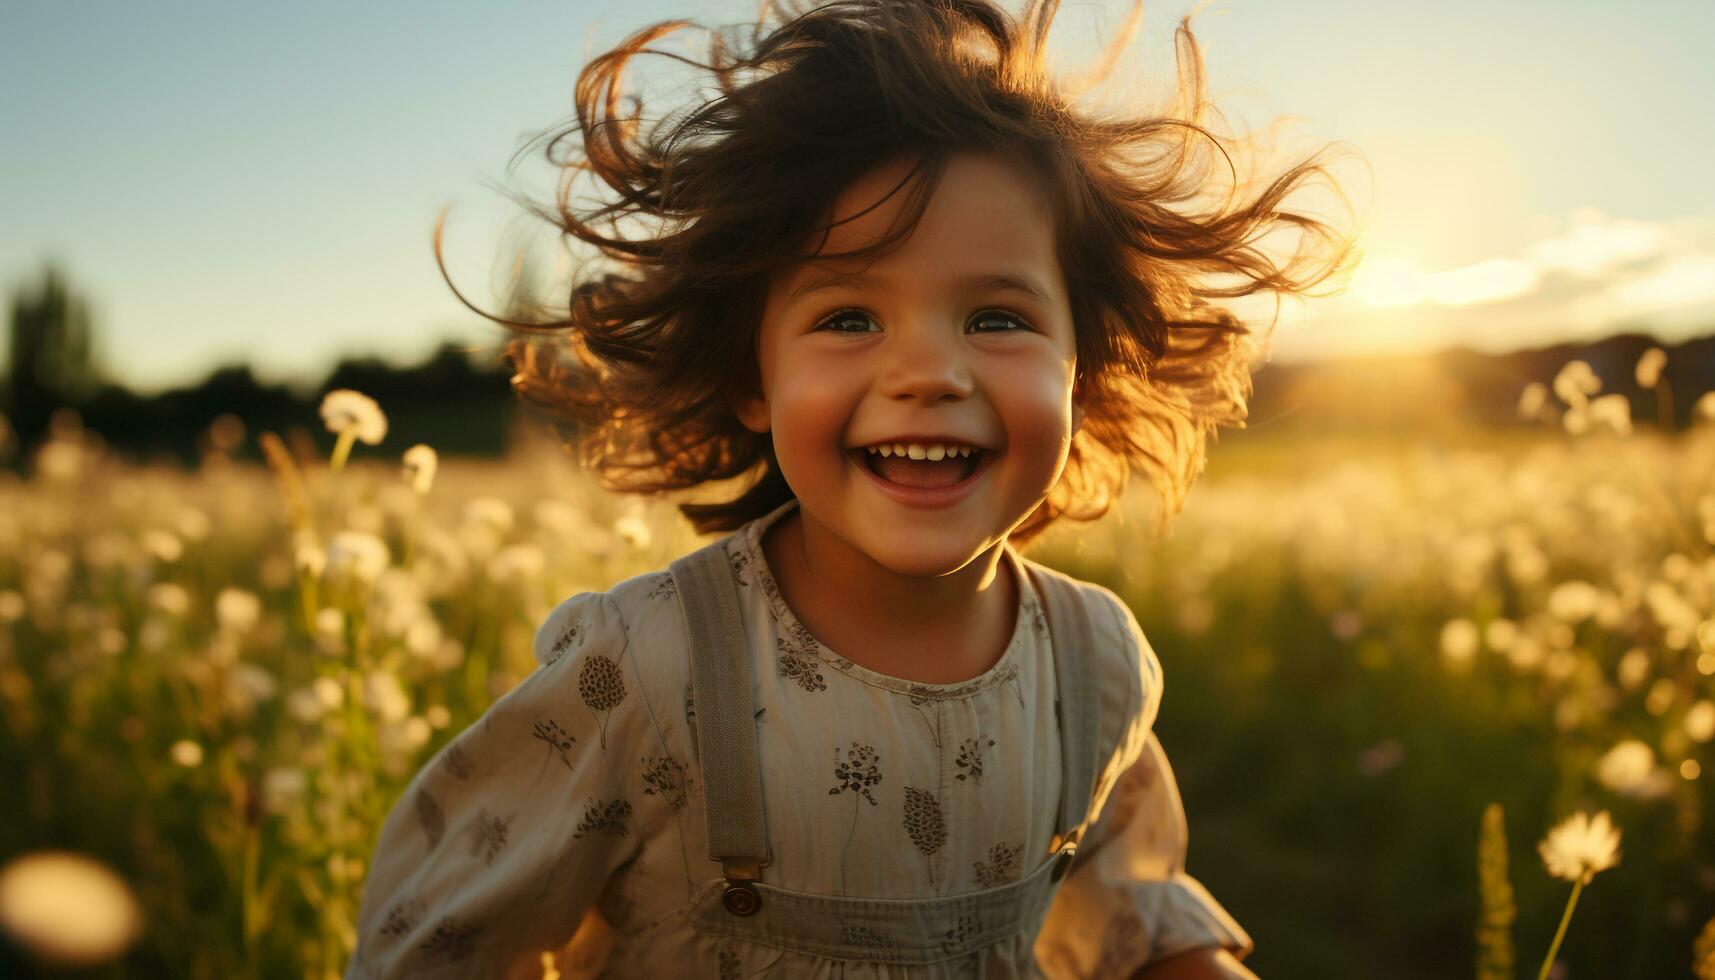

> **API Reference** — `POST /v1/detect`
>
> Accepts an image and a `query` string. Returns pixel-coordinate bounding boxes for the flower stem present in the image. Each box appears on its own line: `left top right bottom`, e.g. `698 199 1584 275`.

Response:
329 429 358 473
1535 876 1585 980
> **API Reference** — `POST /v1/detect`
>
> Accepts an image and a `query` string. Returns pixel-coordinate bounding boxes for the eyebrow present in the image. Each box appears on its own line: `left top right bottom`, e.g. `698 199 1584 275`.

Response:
786 269 1054 306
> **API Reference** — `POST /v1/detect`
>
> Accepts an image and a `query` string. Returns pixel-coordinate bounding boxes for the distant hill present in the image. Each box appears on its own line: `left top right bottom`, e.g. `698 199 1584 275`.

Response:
1236 327 1713 440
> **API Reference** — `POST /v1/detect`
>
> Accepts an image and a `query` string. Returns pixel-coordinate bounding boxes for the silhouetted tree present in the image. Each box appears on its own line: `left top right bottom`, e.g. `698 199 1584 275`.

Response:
6 265 101 451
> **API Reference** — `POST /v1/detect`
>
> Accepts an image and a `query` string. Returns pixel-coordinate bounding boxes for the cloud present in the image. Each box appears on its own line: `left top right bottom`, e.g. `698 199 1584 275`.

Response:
1267 209 1715 362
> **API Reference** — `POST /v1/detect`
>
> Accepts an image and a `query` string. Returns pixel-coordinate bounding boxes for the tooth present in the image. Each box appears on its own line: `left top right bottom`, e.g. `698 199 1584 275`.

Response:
907 445 927 460
893 443 907 456
926 446 946 461
957 447 971 458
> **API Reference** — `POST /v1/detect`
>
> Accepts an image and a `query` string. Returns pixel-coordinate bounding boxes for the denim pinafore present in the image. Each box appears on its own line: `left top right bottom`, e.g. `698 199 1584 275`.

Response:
667 536 1105 974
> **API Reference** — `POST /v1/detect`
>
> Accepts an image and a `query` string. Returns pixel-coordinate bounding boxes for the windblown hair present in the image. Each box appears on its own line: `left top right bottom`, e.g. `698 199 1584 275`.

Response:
441 0 1356 548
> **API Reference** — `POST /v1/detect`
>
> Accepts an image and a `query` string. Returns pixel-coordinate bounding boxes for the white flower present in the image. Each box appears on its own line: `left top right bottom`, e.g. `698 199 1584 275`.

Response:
363 671 411 723
1537 810 1621 884
169 740 204 768
1547 581 1601 624
402 444 438 495
1695 391 1715 424
1587 393 1632 436
1594 739 1668 797
488 544 546 585
1634 347 1666 389
0 851 142 967
1685 700 1715 743
314 607 346 654
294 544 327 579
327 532 390 585
463 497 514 534
215 588 262 635
1552 360 1602 407
318 389 388 445
1439 618 1480 671
261 768 307 815
1516 381 1549 422
147 583 190 617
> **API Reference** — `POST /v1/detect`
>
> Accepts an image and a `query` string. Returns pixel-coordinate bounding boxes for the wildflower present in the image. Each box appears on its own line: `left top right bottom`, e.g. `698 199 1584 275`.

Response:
463 497 515 534
314 607 346 654
1546 581 1601 624
1615 648 1651 691
402 444 438 495
319 389 387 471
1534 810 1622 980
319 389 387 444
1516 382 1549 423
147 583 190 617
1634 347 1666 389
1696 391 1715 425
1587 393 1632 436
141 529 183 564
1475 803 1516 980
215 588 262 635
0 851 142 967
1685 700 1715 743
261 768 307 815
488 544 546 585
1538 809 1621 884
1595 739 1672 799
614 501 652 550
1439 618 1480 672
364 671 411 723
327 531 390 586
294 543 327 579
1551 360 1601 408
169 740 204 768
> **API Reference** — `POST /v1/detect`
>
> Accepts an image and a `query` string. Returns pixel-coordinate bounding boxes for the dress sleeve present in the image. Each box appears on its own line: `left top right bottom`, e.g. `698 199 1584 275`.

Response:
346 591 646 979
1034 592 1254 978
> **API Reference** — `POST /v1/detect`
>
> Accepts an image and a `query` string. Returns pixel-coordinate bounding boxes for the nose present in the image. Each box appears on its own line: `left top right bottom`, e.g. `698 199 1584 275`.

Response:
875 320 975 403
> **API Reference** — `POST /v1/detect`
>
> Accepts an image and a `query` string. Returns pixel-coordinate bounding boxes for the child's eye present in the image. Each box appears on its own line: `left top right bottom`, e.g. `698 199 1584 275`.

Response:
813 309 878 334
969 310 1031 332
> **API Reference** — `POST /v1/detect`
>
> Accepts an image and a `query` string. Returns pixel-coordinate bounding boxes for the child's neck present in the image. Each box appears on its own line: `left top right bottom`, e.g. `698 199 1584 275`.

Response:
761 507 1018 686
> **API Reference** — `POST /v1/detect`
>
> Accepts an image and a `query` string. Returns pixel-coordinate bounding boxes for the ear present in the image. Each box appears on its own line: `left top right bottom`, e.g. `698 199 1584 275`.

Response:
729 383 770 435
1070 370 1086 437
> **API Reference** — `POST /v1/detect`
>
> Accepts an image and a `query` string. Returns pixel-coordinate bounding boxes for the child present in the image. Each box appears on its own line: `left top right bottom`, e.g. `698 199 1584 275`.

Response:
351 0 1351 976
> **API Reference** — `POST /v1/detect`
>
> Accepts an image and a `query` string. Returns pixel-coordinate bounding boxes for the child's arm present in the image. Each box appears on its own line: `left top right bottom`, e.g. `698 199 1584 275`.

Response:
346 591 645 979
1034 592 1254 978
1130 946 1259 980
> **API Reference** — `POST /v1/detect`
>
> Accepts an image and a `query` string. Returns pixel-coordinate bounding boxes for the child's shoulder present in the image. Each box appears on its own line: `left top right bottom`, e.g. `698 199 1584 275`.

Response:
1021 558 1163 721
530 567 692 685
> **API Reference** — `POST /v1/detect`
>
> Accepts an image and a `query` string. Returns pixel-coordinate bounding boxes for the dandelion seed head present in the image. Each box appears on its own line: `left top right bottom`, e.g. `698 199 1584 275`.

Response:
141 530 183 564
1439 618 1480 671
1552 360 1602 407
319 389 388 445
1685 700 1715 743
1616 648 1652 691
1537 809 1621 883
1517 381 1549 422
313 607 346 654
1595 739 1672 798
169 740 203 768
0 851 142 967
1694 391 1715 424
326 531 390 585
402 444 438 495
1635 347 1667 389
364 671 411 723
146 583 190 617
462 497 514 535
215 588 262 635
262 768 307 815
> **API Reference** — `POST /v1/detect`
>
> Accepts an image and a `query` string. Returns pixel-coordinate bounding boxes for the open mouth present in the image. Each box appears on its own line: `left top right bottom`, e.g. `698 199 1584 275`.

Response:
849 448 986 490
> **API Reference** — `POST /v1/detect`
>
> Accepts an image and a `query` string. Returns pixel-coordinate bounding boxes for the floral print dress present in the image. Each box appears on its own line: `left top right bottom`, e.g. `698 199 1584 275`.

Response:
348 498 1251 979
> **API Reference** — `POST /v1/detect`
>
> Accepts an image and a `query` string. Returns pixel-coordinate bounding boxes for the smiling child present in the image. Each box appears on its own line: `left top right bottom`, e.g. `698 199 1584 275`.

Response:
348 0 1352 976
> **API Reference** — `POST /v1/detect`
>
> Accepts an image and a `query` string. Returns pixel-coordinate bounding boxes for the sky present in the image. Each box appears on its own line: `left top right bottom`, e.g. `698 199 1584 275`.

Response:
3 0 1713 394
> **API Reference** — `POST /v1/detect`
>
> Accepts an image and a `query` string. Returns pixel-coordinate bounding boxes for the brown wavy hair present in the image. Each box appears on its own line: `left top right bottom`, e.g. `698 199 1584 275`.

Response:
438 0 1358 548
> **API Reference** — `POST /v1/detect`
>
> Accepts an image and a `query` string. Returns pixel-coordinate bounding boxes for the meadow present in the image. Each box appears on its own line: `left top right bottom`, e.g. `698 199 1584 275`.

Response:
1 359 1713 979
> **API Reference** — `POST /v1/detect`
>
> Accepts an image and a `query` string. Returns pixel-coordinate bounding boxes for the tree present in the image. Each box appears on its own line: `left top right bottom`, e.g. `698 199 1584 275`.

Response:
5 265 100 450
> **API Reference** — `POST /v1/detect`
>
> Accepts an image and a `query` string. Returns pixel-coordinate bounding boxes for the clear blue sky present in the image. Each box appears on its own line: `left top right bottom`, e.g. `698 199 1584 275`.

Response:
4 0 1713 393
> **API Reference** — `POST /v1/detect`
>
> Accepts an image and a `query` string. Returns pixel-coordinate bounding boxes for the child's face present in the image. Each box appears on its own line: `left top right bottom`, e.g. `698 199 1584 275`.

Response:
734 150 1083 578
